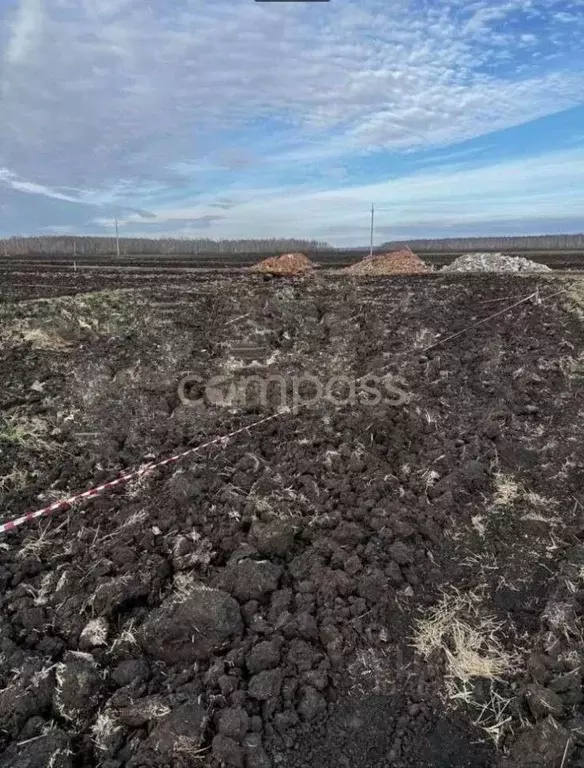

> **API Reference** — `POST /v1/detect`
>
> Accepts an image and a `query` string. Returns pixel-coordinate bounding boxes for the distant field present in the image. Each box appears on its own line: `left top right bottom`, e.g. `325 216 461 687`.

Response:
1 248 584 270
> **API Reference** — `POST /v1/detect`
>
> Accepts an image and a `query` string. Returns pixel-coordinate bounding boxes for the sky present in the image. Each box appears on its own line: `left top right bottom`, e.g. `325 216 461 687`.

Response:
0 0 583 246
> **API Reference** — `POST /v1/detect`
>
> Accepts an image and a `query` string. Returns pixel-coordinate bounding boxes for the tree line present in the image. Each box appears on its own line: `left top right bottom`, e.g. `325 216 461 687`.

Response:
1 233 583 258
380 234 584 253
0 236 331 257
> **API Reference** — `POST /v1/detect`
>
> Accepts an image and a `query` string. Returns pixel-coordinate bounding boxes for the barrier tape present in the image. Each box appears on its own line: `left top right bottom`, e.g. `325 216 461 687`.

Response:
0 285 565 536
0 412 281 534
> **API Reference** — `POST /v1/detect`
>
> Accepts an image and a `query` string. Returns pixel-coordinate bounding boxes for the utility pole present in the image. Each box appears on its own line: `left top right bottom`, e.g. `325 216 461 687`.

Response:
3 241 7 259
369 203 375 258
115 217 120 257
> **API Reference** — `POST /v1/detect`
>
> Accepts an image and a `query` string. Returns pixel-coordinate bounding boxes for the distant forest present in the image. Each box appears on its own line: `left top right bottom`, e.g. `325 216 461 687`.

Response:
0 236 330 257
380 234 584 253
1 233 583 257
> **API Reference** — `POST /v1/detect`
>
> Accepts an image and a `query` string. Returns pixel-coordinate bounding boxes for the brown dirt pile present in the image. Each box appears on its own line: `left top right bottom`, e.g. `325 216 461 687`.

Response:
251 253 315 276
345 249 430 275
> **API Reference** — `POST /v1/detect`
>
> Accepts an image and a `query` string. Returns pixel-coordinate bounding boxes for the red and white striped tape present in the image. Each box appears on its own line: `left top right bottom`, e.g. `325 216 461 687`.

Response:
0 412 281 535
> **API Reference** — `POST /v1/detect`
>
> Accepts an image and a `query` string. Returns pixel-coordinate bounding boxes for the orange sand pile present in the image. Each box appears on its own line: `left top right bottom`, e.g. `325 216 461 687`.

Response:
344 249 430 275
251 252 314 276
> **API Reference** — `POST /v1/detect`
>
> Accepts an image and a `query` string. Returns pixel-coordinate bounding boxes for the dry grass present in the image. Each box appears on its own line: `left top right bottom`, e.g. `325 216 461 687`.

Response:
54 652 97 722
413 589 522 745
31 571 55 606
448 679 515 746
125 464 154 500
564 280 584 320
471 515 487 537
491 473 557 518
119 509 149 530
245 487 305 521
21 328 72 351
47 746 74 768
0 466 33 493
413 328 438 349
173 573 213 604
0 412 53 452
0 289 144 351
80 618 108 648
248 495 274 515
17 719 58 747
492 473 523 508
413 591 517 681
107 620 138 655
17 524 56 560
91 710 121 752
524 490 557 508
557 352 584 379
98 510 150 545
137 699 171 720
172 739 208 759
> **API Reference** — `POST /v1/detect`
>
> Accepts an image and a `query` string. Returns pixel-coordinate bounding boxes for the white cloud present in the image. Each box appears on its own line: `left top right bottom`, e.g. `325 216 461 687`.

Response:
0 0 583 233
554 11 580 22
106 147 584 244
0 168 79 201
4 0 44 65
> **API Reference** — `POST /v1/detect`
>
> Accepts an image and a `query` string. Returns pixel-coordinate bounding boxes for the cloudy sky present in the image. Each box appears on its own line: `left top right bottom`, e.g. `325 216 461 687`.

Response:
1 0 583 245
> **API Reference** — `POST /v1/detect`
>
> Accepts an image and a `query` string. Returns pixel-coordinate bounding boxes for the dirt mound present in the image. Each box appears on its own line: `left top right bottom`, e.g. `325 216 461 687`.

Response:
345 249 430 275
251 253 314 276
443 253 552 273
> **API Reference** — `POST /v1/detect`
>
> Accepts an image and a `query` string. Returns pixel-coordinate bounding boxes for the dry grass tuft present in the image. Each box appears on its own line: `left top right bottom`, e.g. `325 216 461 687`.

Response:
0 411 53 452
17 525 55 560
125 465 154 500
524 490 557 508
1 289 144 353
91 710 121 751
492 473 523 508
172 737 208 759
413 590 516 681
80 618 108 648
173 573 214 603
489 473 559 530
107 620 139 655
449 679 516 746
22 328 72 351
140 700 171 720
413 590 522 745
0 466 33 493
564 280 584 320
47 746 74 768
413 328 439 349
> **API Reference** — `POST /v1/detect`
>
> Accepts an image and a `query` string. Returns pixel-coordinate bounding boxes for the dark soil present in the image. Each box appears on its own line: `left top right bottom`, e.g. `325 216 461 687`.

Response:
0 271 583 767
1 248 584 275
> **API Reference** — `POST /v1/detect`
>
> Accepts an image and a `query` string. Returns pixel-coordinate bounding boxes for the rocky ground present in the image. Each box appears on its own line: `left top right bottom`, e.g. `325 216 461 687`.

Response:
0 271 583 767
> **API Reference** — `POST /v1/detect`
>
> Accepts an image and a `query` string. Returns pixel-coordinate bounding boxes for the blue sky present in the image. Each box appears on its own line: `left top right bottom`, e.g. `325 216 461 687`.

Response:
0 0 583 246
